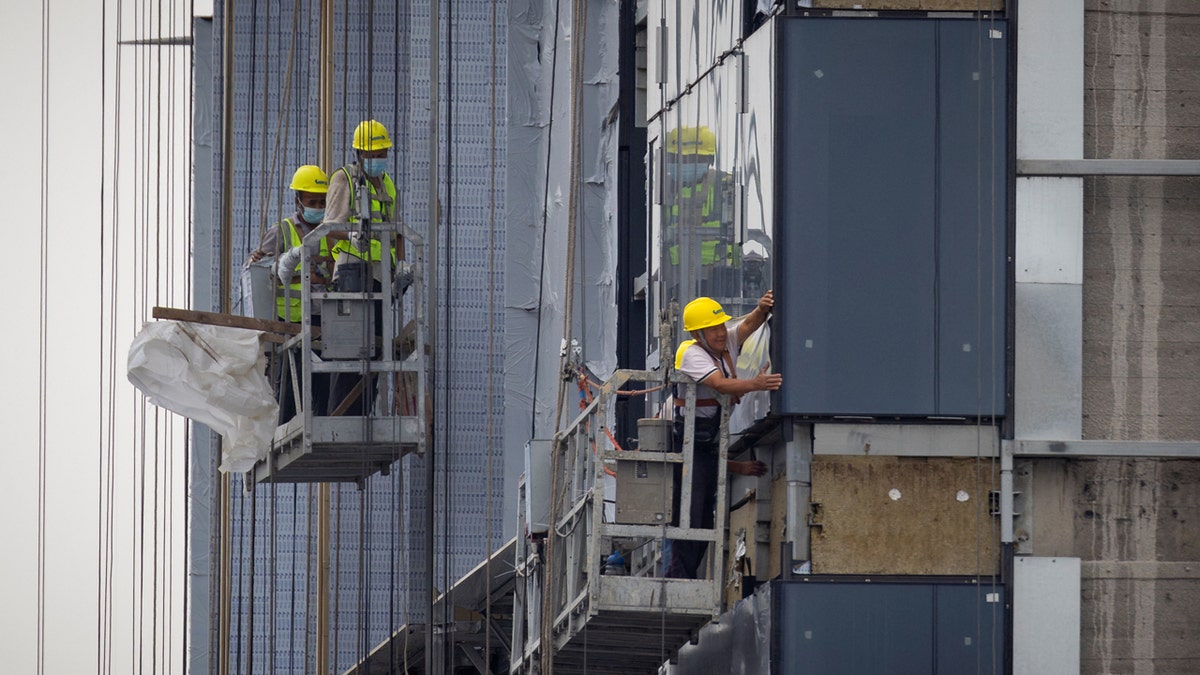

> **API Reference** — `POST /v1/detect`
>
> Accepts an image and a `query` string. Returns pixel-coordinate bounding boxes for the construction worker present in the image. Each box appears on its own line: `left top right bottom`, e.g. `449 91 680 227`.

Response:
248 164 334 320
666 291 781 579
663 125 738 300
324 120 407 415
247 164 333 422
325 119 406 290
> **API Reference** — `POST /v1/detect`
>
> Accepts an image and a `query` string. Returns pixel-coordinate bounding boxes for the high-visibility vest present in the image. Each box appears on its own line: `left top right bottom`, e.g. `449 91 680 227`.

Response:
277 218 331 322
332 166 397 262
668 172 737 266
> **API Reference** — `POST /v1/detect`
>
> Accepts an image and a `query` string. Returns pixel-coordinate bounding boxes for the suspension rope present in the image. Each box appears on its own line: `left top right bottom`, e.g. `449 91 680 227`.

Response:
484 0 499 666
441 0 457 667
37 0 51 672
258 0 303 249
97 1 116 672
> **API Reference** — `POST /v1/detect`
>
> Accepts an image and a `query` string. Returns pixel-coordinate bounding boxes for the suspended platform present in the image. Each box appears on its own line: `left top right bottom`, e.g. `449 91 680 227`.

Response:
539 578 717 674
252 412 423 483
246 218 428 485
510 370 732 674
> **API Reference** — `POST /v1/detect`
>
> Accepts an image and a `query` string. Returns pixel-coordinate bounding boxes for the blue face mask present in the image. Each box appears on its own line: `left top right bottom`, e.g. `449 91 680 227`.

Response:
362 157 387 177
672 163 708 185
302 206 325 224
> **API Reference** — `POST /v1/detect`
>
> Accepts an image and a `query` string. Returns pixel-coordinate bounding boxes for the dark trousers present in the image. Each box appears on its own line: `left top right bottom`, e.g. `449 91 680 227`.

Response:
666 416 720 579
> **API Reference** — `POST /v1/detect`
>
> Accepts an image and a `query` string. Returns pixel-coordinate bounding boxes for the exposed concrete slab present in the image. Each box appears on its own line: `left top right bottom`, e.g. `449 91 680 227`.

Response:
1028 457 1200 672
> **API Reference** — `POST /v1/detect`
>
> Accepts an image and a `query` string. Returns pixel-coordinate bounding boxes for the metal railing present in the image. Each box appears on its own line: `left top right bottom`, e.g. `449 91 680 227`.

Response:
512 369 730 672
252 215 427 483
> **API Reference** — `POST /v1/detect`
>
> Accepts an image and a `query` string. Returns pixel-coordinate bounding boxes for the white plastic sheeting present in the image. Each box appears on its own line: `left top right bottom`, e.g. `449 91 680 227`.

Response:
505 0 619 439
731 322 771 434
504 0 620 537
127 320 278 473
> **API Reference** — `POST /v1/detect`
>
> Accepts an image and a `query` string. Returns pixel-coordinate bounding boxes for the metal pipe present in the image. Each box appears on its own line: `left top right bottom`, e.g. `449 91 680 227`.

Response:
314 56 332 675
1000 440 1014 544
318 0 333 170
220 0 235 315
217 4 236 672
786 419 812 565
425 0 440 669
1017 158 1200 176
316 484 331 673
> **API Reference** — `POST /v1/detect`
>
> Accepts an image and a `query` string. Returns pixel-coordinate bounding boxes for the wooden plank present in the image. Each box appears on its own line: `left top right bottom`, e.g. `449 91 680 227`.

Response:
811 455 1000 575
153 306 300 335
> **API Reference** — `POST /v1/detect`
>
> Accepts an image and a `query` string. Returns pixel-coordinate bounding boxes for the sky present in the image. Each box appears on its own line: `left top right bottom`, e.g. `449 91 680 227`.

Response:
0 1 197 672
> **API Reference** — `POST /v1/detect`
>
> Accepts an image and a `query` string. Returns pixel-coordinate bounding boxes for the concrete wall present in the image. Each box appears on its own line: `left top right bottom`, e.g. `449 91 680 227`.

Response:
1030 2 1200 672
1082 0 1200 441
1029 458 1200 674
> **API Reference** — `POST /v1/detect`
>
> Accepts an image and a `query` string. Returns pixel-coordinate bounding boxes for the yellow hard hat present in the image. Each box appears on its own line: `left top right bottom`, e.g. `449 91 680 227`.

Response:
352 119 393 151
289 165 329 193
682 297 732 332
664 126 716 157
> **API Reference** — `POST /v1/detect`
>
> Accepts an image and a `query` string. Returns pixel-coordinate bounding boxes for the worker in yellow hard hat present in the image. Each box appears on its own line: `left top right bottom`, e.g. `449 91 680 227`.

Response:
665 290 781 579
663 125 737 267
248 164 334 321
325 119 404 282
247 164 334 422
324 120 407 415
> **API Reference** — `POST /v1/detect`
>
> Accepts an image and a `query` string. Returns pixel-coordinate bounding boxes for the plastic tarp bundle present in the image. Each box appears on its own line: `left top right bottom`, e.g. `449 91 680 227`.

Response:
731 323 772 435
127 320 278 473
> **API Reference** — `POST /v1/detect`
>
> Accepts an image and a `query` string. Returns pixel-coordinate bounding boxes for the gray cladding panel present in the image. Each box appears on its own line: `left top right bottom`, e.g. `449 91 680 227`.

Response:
776 18 1008 418
935 584 1005 674
777 581 1005 674
777 19 937 416
937 22 1008 416
779 583 935 673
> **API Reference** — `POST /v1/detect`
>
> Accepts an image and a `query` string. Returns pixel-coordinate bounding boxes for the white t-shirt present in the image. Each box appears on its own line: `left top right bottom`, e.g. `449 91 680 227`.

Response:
673 322 741 419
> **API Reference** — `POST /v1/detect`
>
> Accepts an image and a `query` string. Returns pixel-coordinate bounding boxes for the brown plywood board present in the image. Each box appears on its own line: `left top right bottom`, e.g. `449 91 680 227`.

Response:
725 494 759 607
811 456 1000 575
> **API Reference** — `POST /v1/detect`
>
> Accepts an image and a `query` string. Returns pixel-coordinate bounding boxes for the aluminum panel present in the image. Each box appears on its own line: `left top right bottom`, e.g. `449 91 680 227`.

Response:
779 582 935 673
1017 0 1084 160
1014 556 1081 675
1013 439 1200 458
937 20 1008 416
1014 282 1082 440
776 18 938 416
776 18 1009 418
935 584 1005 674
1015 177 1083 285
813 423 998 457
523 440 552 534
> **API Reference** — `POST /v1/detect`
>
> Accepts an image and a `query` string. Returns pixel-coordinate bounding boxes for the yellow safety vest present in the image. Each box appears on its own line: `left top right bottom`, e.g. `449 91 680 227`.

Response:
331 167 398 262
277 218 331 322
668 173 737 266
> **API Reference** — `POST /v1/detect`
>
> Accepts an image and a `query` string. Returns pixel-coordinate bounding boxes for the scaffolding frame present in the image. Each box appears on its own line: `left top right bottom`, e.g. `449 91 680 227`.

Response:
512 369 730 674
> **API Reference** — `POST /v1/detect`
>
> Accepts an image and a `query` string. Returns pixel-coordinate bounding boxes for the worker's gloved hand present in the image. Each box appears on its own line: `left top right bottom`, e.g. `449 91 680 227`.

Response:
391 261 414 298
277 247 303 283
